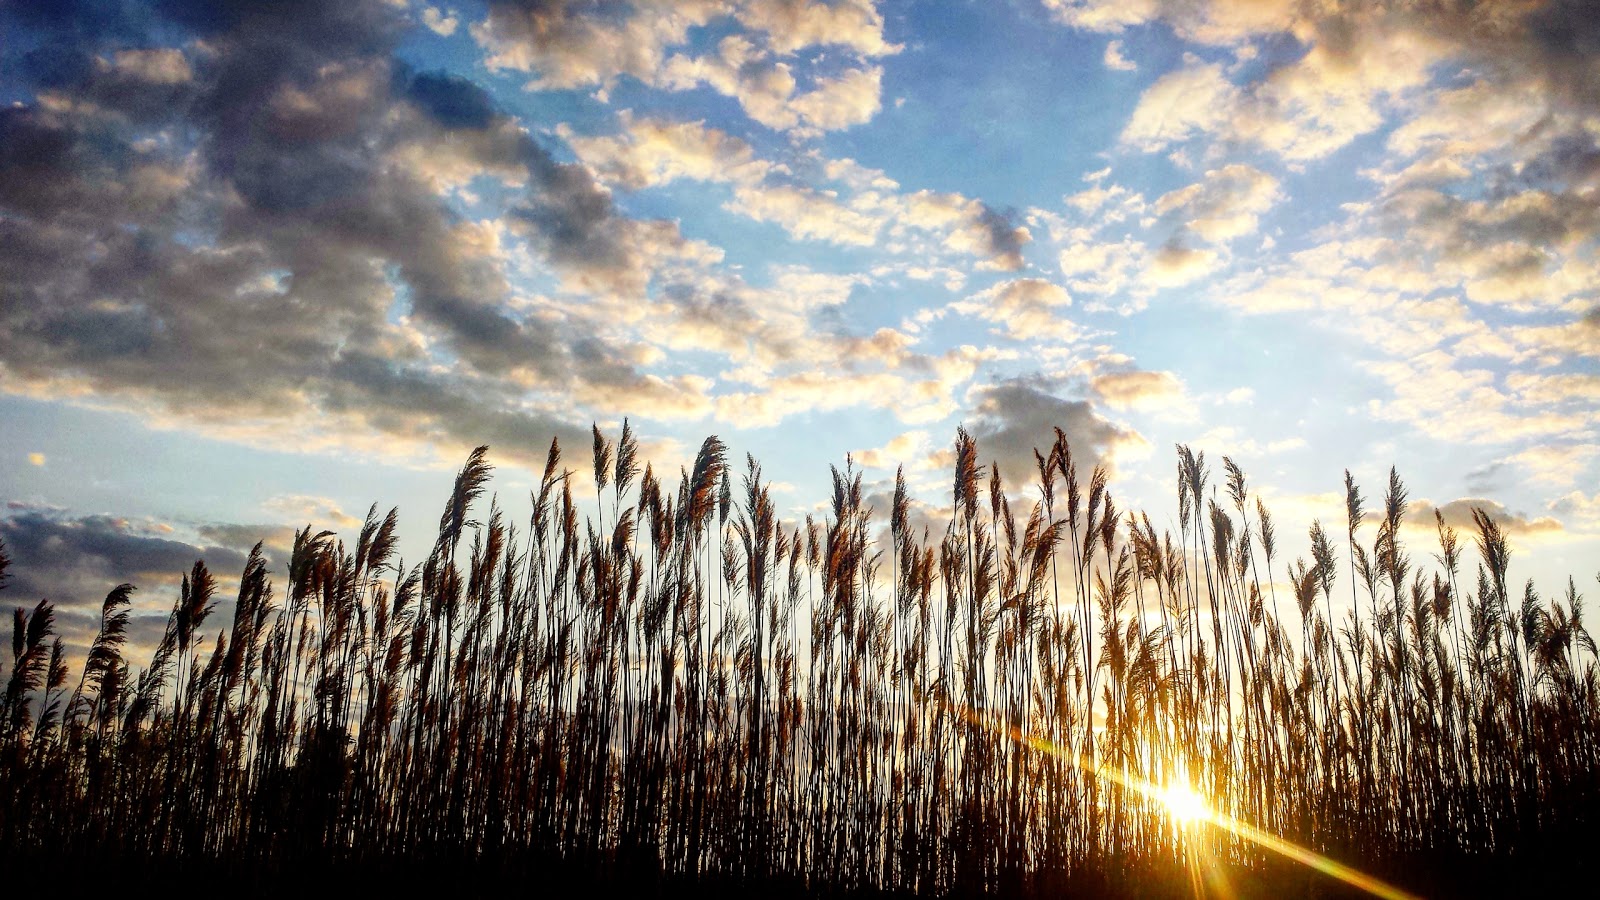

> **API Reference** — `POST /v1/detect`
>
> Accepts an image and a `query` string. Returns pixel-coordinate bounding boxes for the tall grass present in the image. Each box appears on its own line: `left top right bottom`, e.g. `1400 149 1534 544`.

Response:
0 428 1595 896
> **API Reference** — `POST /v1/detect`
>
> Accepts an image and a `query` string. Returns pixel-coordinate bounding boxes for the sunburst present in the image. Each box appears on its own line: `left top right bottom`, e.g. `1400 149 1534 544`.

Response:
1160 781 1210 828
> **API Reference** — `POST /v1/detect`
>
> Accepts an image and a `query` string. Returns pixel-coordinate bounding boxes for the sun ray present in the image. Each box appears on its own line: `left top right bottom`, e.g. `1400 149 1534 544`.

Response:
1160 781 1209 827
950 704 1424 900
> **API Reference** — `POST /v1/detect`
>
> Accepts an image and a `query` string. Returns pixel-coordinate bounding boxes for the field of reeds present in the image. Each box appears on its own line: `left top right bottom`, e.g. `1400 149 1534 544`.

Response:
1 426 1596 897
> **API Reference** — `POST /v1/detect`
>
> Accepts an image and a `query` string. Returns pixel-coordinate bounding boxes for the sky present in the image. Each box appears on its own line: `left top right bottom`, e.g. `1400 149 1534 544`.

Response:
1 0 1597 654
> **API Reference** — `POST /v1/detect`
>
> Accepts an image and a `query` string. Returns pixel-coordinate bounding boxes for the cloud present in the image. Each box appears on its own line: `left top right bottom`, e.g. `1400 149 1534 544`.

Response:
0 505 312 663
1367 186 1600 310
0 508 248 626
949 278 1077 342
473 0 898 99
0 0 712 472
1041 0 1157 35
1404 497 1564 542
963 375 1142 487
1103 39 1136 72
1514 308 1600 363
567 113 1028 268
564 113 772 190
473 2 895 136
1044 0 1297 44
1362 353 1589 446
260 494 364 530
194 522 299 557
1045 161 1286 308
1153 163 1281 244
1494 444 1600 487
1235 27 1435 162
105 48 194 85
473 0 724 91
657 35 884 135
1201 122 1600 453
1090 369 1183 410
1054 0 1600 343
1056 232 1147 301
854 429 930 470
1063 180 1145 221
783 64 884 132
1508 372 1600 407
883 191 1032 270
1549 490 1600 527
1120 63 1240 153
421 6 458 37
27 453 46 467
735 0 899 58
1382 80 1548 175
726 182 881 246
1186 425 1305 460
714 341 987 429
1082 0 1600 165
1147 238 1218 285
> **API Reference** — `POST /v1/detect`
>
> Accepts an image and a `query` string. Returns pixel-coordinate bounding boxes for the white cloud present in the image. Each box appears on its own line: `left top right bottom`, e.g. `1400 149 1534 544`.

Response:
1497 443 1600 486
785 65 884 133
1091 369 1184 410
1154 163 1281 244
422 6 459 36
736 0 900 58
104 48 194 85
1041 0 1157 34
1147 240 1219 286
1120 63 1240 153
475 0 724 90
564 114 773 189
1103 39 1137 72
660 37 885 135
949 278 1078 342
726 182 881 246
262 494 364 529
854 429 931 470
1549 490 1600 527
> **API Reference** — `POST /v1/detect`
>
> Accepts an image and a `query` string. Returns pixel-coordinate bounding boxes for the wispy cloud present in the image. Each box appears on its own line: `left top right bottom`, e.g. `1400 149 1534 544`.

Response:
1103 39 1136 72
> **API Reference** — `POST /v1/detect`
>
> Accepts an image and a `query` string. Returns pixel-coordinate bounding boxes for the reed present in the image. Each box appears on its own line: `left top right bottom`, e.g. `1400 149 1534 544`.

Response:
0 428 1595 897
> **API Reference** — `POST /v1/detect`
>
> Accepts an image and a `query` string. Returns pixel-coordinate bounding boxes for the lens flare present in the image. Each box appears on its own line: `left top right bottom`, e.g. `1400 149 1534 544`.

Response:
1161 782 1209 827
949 703 1424 900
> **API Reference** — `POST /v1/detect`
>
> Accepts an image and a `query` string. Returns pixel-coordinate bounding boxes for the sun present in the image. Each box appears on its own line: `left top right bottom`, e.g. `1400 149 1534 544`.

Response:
1161 782 1210 827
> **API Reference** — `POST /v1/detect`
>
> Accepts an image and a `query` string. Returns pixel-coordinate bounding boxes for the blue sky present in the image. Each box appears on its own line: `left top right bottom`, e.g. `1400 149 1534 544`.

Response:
2 0 1597 651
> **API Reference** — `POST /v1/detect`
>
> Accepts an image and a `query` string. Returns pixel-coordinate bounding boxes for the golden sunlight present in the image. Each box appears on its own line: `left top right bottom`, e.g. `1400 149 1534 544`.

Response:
1161 782 1210 827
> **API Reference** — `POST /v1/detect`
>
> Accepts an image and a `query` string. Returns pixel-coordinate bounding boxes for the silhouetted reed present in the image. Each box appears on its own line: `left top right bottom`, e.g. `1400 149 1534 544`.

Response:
0 427 1595 897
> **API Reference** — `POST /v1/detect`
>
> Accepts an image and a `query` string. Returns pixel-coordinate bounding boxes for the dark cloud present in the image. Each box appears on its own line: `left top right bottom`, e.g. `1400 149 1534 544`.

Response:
973 204 1030 271
474 0 688 90
0 511 249 613
150 0 401 69
318 351 594 469
862 486 952 546
7 0 146 43
0 0 686 469
964 375 1137 491
404 70 499 130
1464 461 1507 496
1519 0 1600 110
1373 181 1600 301
1403 497 1564 540
0 507 294 659
194 522 297 556
509 144 665 294
1198 0 1600 115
